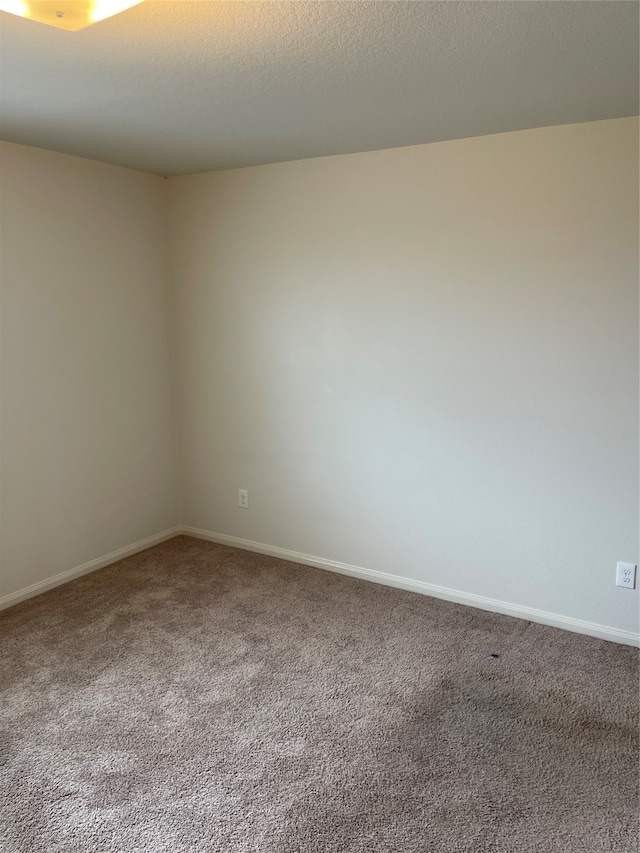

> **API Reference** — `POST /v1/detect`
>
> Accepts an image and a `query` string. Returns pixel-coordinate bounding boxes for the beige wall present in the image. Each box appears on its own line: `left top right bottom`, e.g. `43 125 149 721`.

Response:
170 118 639 637
2 120 637 640
0 142 179 599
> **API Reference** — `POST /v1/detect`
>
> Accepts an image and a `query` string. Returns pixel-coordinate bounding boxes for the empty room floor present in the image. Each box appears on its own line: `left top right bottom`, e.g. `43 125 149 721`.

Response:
1 536 638 852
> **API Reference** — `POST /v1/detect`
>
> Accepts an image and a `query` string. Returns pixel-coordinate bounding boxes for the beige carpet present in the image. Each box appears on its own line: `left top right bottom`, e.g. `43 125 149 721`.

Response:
1 535 638 852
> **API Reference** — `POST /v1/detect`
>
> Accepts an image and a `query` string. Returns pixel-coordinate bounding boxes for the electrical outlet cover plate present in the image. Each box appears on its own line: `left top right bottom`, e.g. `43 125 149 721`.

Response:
616 562 637 589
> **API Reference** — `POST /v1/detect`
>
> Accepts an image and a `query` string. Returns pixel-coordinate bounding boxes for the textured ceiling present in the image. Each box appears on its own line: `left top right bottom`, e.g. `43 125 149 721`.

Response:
0 1 638 176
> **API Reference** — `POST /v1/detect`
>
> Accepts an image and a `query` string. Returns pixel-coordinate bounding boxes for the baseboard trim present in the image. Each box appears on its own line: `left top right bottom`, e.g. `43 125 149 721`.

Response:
181 526 640 648
3 523 636 648
0 526 182 611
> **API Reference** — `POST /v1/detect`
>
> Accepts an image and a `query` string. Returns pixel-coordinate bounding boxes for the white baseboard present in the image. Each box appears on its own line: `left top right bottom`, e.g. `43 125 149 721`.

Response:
3 523 637 648
181 526 640 648
0 526 182 611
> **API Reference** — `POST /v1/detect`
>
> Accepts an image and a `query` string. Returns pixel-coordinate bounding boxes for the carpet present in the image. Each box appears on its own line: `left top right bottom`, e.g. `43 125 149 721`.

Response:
1 535 638 852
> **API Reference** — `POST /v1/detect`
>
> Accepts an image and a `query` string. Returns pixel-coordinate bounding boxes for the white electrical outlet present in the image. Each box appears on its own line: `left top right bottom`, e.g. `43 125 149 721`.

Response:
616 562 637 589
238 489 248 509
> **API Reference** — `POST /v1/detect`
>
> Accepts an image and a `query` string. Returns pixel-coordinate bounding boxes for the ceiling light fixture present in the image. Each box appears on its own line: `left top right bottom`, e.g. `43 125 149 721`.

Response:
0 0 144 31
